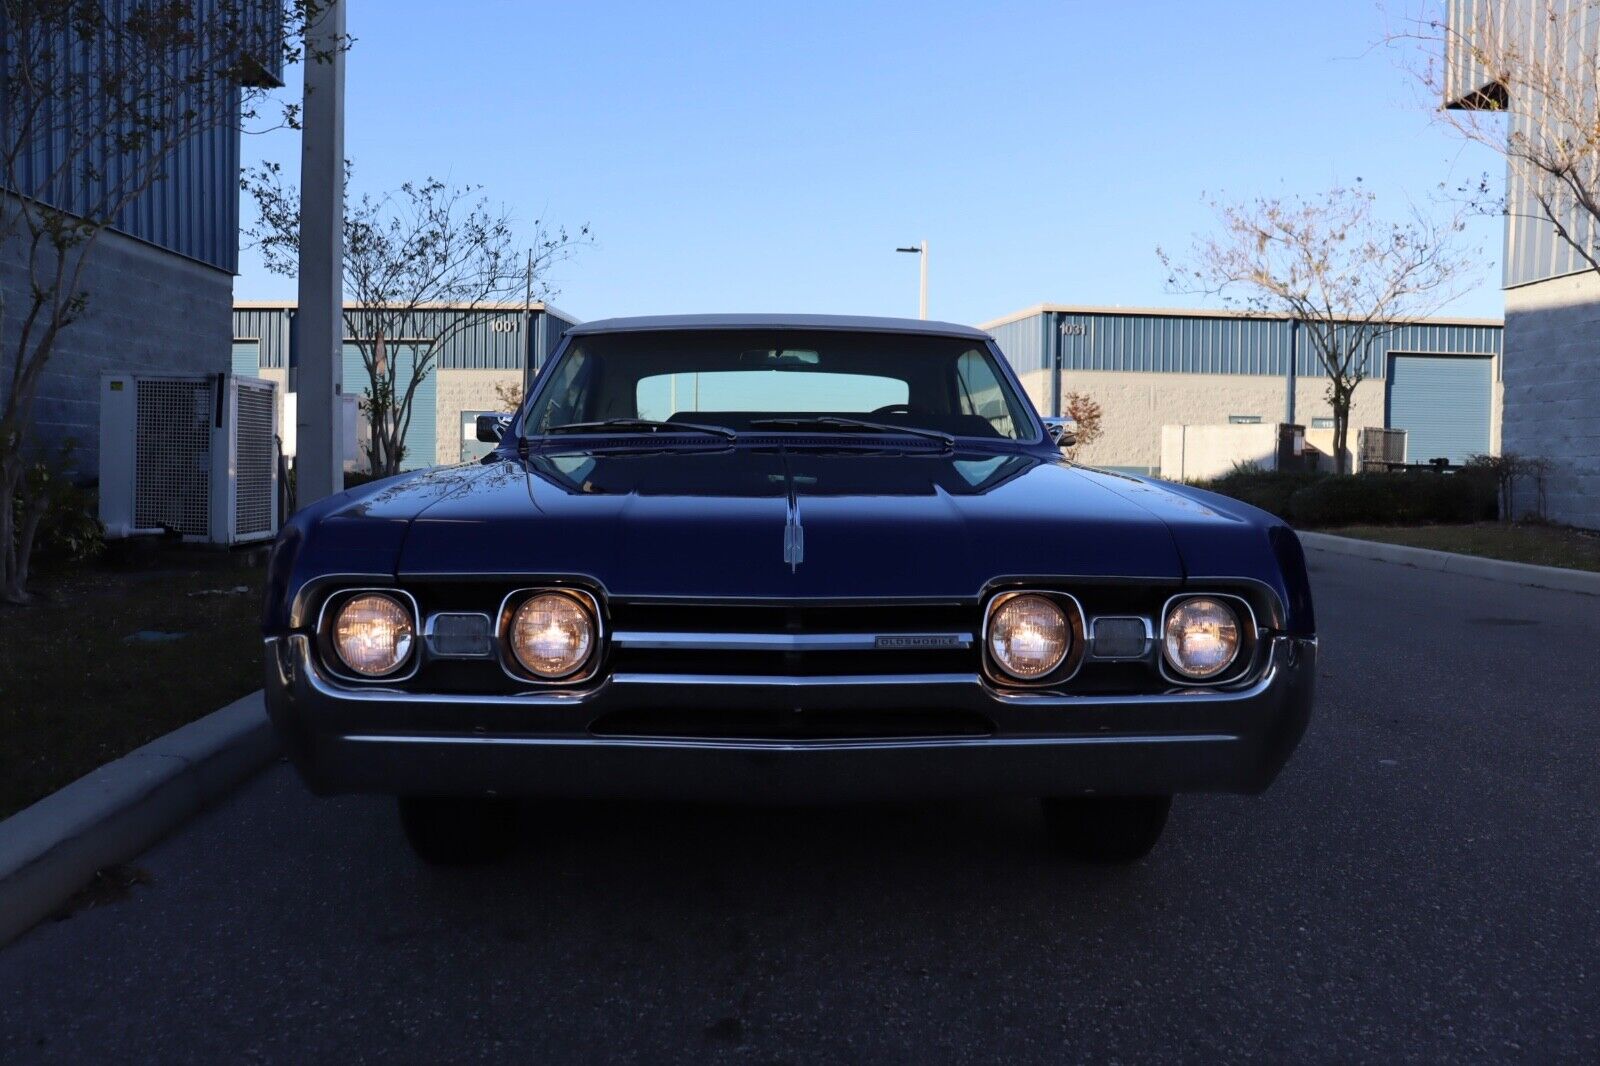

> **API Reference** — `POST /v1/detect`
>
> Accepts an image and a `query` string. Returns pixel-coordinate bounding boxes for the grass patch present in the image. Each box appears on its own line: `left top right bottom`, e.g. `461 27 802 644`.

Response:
0 565 264 820
1323 523 1600 573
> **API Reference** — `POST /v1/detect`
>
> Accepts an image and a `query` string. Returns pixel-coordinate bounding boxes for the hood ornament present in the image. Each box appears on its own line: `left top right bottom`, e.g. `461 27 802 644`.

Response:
783 495 804 572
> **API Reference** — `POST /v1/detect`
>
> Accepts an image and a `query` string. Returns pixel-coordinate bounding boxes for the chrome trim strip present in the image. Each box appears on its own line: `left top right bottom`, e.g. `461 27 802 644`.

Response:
610 631 974 652
1087 615 1155 661
610 671 978 688
422 611 496 660
338 732 1240 754
280 633 1304 708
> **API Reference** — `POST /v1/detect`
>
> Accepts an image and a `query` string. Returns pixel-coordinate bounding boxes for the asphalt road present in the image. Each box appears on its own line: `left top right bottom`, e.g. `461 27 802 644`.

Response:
2 551 1597 1063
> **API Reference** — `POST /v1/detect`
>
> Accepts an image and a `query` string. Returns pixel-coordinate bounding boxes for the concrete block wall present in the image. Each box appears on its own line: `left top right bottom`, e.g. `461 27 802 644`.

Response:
0 223 233 478
1060 371 1289 471
1504 272 1600 528
434 369 521 465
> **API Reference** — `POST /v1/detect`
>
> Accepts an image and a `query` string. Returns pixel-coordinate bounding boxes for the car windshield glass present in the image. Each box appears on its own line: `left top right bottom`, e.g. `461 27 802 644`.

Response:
521 329 1036 441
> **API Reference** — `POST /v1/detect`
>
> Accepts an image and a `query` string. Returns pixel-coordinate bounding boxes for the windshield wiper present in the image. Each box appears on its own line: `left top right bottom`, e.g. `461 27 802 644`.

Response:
543 417 737 441
747 416 954 448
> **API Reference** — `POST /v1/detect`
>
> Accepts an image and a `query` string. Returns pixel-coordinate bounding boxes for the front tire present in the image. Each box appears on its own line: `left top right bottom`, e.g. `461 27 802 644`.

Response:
398 796 518 865
1041 795 1172 863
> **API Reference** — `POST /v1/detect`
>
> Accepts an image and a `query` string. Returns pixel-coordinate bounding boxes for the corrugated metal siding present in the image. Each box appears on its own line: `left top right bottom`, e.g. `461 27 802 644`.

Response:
985 311 1502 381
232 306 577 371
1057 312 1295 375
1298 320 1504 379
985 315 1049 377
1463 0 1600 288
1444 0 1505 107
2 0 262 272
232 308 292 367
1386 354 1495 463
342 343 437 470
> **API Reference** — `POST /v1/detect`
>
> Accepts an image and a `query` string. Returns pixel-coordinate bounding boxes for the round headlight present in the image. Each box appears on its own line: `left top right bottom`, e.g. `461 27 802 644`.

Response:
988 594 1070 680
509 592 595 679
1163 597 1241 680
332 593 415 677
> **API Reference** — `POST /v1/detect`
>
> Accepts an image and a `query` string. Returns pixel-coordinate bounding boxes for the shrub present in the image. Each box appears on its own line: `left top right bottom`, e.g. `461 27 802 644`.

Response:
1202 466 1326 521
1198 467 1497 527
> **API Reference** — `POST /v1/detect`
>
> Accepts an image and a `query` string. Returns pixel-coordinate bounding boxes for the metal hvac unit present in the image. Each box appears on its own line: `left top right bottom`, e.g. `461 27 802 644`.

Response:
98 373 280 544
1359 427 1408 472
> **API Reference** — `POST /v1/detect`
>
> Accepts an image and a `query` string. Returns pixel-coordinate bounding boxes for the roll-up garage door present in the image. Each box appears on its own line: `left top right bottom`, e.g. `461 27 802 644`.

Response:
232 340 261 378
1385 354 1493 465
342 343 438 470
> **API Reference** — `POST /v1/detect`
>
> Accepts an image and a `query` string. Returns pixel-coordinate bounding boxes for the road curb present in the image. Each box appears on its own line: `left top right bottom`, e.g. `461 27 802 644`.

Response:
1299 531 1600 596
0 691 278 949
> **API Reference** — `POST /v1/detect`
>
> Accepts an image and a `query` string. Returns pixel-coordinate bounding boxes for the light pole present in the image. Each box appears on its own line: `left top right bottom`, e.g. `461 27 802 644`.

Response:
294 0 347 508
895 240 927 319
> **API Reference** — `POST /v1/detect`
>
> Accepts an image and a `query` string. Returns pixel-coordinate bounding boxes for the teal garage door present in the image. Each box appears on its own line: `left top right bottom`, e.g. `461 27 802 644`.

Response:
232 340 260 378
1386 354 1493 465
342 343 438 470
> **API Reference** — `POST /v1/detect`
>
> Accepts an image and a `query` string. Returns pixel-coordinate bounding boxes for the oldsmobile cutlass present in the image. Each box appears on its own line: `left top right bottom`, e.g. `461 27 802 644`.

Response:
262 314 1316 865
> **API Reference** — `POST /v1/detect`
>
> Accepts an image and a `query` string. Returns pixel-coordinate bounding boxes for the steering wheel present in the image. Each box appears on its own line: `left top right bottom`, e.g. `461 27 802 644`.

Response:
870 403 915 416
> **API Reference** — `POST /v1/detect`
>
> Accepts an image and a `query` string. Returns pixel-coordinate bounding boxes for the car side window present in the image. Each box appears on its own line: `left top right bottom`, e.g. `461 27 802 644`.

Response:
530 350 589 433
954 350 1016 438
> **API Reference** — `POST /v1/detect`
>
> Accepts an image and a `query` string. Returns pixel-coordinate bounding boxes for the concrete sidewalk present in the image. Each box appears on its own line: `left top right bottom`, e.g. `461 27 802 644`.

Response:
0 692 277 947
1298 531 1600 596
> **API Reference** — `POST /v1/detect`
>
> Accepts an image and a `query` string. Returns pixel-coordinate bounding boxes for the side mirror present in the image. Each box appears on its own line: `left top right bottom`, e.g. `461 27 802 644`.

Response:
1043 417 1078 449
476 413 512 443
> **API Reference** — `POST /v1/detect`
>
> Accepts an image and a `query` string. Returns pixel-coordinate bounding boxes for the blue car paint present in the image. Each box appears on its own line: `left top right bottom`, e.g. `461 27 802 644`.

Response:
264 317 1313 636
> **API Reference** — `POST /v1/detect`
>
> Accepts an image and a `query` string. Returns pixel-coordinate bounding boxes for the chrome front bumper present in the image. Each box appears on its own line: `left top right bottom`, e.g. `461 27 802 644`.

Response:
263 633 1316 802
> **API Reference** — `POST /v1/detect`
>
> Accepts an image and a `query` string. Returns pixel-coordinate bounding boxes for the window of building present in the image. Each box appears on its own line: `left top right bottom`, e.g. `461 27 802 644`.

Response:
1228 414 1262 424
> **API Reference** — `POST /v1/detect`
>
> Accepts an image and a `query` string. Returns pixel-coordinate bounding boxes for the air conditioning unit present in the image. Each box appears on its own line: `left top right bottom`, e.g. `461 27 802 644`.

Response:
99 373 280 544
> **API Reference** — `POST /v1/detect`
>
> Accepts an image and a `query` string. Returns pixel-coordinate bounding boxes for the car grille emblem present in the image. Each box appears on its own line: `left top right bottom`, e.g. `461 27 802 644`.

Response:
783 496 804 572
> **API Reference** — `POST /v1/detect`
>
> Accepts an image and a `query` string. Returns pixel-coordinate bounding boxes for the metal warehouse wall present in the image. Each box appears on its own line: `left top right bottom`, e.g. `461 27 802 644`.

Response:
230 305 579 372
0 0 277 273
986 308 1502 384
1445 0 1600 289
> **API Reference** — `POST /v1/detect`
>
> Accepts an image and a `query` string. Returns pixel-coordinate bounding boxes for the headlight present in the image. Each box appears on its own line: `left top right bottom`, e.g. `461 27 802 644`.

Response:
1162 597 1241 680
332 593 415 677
509 592 595 678
987 594 1070 679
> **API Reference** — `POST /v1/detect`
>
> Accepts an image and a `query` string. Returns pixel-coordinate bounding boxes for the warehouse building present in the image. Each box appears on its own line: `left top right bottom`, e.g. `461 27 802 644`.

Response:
1444 0 1600 527
981 305 1504 475
1 7 282 476
231 302 579 469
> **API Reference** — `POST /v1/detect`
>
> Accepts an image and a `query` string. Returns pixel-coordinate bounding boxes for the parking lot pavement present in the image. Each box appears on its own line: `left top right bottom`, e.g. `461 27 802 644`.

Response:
2 551 1597 1063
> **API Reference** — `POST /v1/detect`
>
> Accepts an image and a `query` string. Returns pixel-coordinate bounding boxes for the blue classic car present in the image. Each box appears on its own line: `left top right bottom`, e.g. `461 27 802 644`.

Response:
262 315 1316 864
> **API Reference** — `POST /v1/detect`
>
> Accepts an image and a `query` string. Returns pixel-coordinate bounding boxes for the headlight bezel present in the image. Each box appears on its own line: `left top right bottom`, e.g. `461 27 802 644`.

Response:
1158 593 1257 685
981 589 1087 688
496 586 604 685
316 588 421 683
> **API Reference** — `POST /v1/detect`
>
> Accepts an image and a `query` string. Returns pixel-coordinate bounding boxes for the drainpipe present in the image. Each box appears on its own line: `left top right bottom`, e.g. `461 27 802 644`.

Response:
1050 313 1064 418
1286 318 1298 426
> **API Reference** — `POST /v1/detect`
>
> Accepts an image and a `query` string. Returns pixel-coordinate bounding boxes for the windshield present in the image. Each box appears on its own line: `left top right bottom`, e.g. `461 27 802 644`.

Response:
521 329 1038 442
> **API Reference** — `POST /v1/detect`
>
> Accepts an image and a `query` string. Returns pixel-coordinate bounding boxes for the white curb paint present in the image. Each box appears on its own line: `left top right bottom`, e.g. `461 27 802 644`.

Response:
1300 531 1600 596
0 691 278 948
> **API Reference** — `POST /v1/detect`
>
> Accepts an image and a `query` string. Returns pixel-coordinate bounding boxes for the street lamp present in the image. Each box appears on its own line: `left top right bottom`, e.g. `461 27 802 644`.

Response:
895 240 928 320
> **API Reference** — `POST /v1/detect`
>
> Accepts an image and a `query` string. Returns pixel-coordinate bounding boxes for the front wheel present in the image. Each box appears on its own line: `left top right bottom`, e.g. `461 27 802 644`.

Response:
398 796 519 865
1041 796 1172 863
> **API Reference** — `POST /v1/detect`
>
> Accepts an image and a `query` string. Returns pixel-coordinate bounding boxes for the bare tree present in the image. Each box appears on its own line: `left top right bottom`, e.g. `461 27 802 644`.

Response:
0 1 341 604
1396 1 1600 274
245 163 587 475
1061 391 1103 462
1159 185 1474 473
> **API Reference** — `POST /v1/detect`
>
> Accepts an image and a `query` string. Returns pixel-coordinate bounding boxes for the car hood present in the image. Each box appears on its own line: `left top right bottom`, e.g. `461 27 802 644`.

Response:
375 448 1203 600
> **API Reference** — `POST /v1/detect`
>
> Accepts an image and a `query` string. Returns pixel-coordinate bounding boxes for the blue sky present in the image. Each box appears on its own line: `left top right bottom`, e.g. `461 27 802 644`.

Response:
234 0 1507 324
